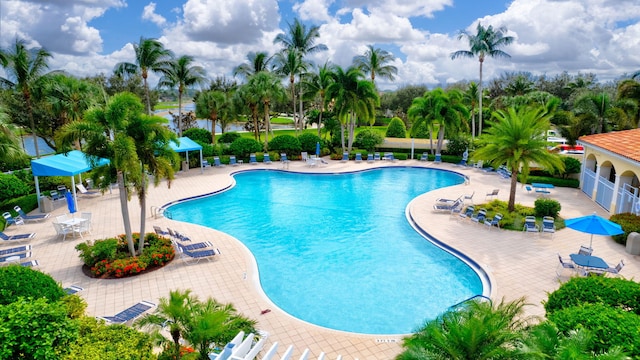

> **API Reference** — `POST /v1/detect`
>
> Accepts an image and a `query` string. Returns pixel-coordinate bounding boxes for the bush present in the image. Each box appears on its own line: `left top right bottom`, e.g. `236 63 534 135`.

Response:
534 198 561 217
548 302 640 357
544 276 640 316
0 173 31 202
609 212 640 245
218 132 241 144
446 135 470 156
560 156 581 178
0 297 78 359
76 238 119 267
196 141 215 157
184 127 212 144
522 175 580 188
66 317 156 360
412 122 430 139
298 132 321 153
229 138 262 159
268 134 301 155
62 294 88 319
385 117 406 138
0 265 66 305
354 129 384 151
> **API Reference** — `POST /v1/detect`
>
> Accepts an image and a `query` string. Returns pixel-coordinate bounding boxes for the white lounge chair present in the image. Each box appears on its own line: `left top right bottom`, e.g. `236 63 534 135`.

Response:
13 206 50 222
484 213 503 229
77 183 100 196
541 216 556 237
523 216 539 233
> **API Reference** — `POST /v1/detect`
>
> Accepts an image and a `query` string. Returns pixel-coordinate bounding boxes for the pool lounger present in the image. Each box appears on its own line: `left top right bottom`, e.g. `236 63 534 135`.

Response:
99 301 156 324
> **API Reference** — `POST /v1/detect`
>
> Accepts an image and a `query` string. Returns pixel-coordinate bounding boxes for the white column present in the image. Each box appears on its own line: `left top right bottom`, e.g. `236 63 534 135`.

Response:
610 174 621 214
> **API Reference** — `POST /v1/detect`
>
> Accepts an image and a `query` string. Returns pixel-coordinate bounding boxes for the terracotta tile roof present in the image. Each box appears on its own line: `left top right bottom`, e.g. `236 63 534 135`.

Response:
579 128 640 163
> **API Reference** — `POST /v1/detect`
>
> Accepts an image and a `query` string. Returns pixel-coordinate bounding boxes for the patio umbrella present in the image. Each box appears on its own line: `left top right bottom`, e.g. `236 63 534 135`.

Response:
316 141 321 157
65 191 77 217
564 212 624 248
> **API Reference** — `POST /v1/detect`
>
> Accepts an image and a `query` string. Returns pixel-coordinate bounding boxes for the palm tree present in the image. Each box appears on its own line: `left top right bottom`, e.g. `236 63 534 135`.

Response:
273 48 308 132
408 94 436 155
451 23 514 136
573 91 614 133
233 52 274 80
114 37 174 115
246 72 286 149
398 297 528 360
157 55 207 136
326 65 379 152
42 73 103 134
274 18 328 131
473 106 564 212
0 106 23 161
0 38 53 158
302 62 334 137
463 82 480 139
195 90 226 144
617 79 640 128
136 289 195 359
352 45 398 86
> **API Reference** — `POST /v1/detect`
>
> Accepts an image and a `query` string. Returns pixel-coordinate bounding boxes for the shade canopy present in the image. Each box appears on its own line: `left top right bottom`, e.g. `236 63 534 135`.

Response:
169 137 202 153
565 213 624 248
169 137 204 174
31 150 110 176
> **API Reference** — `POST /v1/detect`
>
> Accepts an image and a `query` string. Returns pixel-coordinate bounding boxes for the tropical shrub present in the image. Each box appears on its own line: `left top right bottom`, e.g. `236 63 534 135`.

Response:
0 297 78 359
560 156 581 178
446 135 471 156
268 134 301 155
412 122 430 139
354 129 384 151
545 276 640 316
62 294 88 319
609 212 640 245
0 265 66 305
217 132 241 144
66 317 156 360
385 117 406 138
523 175 580 188
0 173 31 202
0 153 30 173
229 138 262 158
547 302 640 357
77 233 174 278
534 198 561 218
184 128 212 144
297 132 321 153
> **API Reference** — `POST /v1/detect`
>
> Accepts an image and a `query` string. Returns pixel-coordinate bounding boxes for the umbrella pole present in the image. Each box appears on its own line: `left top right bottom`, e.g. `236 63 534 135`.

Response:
589 234 594 249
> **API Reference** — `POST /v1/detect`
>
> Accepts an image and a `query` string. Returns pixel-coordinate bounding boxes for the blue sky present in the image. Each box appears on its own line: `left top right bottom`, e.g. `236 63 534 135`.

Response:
1 0 639 90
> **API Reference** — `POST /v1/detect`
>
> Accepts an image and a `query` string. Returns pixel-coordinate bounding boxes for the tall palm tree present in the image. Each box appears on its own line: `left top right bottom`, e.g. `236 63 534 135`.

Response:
463 82 480 139
573 91 614 134
157 55 207 136
352 45 398 86
42 73 102 130
473 106 564 212
325 65 379 152
302 62 334 137
233 52 274 80
408 94 436 155
398 297 529 360
451 23 514 136
246 72 286 149
274 48 308 133
0 38 53 158
128 114 177 252
0 106 23 161
617 79 640 128
274 18 328 131
195 90 226 144
235 84 262 140
114 37 174 115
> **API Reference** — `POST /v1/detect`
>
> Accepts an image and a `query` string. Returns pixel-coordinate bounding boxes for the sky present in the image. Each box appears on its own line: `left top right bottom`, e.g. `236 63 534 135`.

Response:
1 0 640 91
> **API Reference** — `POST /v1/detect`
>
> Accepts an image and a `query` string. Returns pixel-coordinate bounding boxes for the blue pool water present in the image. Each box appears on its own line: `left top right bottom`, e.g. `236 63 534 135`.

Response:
167 167 484 334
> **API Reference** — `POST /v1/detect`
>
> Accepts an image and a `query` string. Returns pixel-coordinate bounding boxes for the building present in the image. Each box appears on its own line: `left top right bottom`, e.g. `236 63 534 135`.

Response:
578 128 640 214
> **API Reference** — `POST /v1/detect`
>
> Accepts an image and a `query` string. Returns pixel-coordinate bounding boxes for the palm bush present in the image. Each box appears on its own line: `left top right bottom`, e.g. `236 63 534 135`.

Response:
385 117 406 138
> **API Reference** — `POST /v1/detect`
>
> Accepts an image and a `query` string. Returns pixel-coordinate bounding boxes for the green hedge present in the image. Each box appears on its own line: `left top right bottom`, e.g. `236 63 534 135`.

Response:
544 276 640 316
520 175 580 188
609 212 640 245
0 265 66 305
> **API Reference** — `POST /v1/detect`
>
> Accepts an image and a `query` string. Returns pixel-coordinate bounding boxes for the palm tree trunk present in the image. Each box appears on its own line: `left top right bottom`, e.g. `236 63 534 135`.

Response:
478 59 484 136
138 167 147 255
143 77 152 115
178 88 183 136
264 102 270 149
211 110 218 145
347 112 355 152
118 171 136 257
340 123 345 152
436 125 445 154
508 170 518 212
299 85 304 131
429 127 434 155
25 92 40 158
318 108 323 138
291 77 297 133
471 107 476 140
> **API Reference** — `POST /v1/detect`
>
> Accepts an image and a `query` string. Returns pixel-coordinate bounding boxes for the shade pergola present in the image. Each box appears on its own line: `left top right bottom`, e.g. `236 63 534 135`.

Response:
31 150 110 212
169 137 204 174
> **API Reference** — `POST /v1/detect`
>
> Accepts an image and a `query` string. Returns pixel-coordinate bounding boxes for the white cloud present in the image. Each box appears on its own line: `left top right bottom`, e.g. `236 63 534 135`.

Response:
142 2 167 26
343 0 453 18
293 0 334 22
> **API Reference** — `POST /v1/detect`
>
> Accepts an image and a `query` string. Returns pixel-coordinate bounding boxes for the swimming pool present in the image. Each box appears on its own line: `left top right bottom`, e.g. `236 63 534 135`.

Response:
167 167 485 334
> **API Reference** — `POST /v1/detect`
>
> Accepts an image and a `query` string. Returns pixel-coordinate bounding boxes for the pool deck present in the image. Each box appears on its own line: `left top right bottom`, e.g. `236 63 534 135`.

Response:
3 158 639 359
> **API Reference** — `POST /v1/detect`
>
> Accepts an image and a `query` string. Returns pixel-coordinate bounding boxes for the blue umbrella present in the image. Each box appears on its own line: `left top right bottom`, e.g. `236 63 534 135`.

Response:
65 191 77 216
565 212 624 248
316 141 321 157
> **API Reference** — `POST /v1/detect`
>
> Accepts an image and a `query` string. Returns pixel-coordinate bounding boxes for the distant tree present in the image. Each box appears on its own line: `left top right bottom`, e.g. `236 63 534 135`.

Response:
246 72 287 149
274 48 308 133
0 106 22 161
451 23 514 136
352 45 398 86
617 79 640 128
233 52 274 80
157 55 207 136
114 37 173 115
302 62 334 137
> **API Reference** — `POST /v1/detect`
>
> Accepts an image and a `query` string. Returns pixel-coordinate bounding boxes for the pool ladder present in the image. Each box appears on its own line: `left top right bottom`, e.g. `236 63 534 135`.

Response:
448 294 492 311
151 206 171 219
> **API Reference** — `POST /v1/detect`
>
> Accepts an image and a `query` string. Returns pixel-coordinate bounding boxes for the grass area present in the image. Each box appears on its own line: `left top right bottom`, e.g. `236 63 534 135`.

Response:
235 125 389 142
270 117 295 125
154 102 180 110
467 199 565 232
